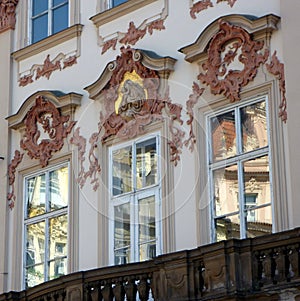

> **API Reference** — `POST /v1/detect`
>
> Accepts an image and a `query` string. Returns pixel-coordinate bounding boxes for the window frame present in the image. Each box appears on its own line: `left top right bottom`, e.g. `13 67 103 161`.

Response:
108 133 162 265
206 95 273 242
28 0 69 44
22 162 70 289
107 0 127 9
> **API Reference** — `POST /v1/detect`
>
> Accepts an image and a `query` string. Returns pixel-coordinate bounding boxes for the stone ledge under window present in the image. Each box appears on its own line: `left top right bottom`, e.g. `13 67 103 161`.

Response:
90 0 158 27
12 24 84 62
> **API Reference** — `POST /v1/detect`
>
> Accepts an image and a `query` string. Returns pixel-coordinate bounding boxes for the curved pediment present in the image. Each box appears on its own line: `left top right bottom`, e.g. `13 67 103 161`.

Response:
7 90 82 130
85 47 177 100
179 14 280 63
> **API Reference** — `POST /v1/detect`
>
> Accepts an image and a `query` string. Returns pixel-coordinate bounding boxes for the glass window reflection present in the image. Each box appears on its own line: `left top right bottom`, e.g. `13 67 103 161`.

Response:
139 196 156 261
209 97 272 241
24 164 69 288
27 174 46 218
241 101 268 153
112 146 132 196
114 203 131 264
211 110 236 162
136 138 157 189
213 165 239 217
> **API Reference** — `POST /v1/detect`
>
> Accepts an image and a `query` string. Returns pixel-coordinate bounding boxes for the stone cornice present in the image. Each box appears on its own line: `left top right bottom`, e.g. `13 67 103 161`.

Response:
7 90 82 130
90 0 158 27
0 0 19 33
12 24 83 62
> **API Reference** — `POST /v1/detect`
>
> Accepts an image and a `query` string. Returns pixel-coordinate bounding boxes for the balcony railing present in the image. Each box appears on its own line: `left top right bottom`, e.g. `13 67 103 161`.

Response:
1 228 300 301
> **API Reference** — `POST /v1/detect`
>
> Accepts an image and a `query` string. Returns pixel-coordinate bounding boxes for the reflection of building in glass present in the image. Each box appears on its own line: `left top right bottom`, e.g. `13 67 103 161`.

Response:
111 135 160 265
24 165 69 288
209 98 272 241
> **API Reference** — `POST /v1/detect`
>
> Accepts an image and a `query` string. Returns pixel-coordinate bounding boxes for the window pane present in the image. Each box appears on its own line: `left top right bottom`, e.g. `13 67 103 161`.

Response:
139 196 156 261
32 14 48 43
49 257 67 280
243 155 270 207
211 110 236 162
53 0 68 6
246 205 272 238
26 222 45 266
114 203 130 264
27 174 46 217
32 0 48 16
136 138 157 189
241 101 268 153
112 146 132 196
213 164 239 217
50 166 68 211
215 214 240 241
49 215 68 261
25 264 45 288
52 4 68 34
112 0 127 7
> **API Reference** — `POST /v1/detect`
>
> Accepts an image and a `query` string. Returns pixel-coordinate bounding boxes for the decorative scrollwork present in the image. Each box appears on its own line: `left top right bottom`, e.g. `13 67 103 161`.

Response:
7 150 23 209
266 51 287 122
20 96 76 167
0 0 19 33
185 82 204 151
190 0 213 19
216 0 237 7
198 20 269 102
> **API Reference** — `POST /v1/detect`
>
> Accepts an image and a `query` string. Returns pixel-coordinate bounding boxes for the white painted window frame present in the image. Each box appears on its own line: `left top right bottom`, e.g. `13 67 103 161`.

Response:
22 162 70 289
28 0 69 44
108 133 162 265
107 0 127 9
206 95 273 241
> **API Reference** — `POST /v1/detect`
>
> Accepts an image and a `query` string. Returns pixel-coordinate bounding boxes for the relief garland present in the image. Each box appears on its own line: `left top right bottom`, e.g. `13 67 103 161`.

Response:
266 51 287 122
190 0 237 19
19 53 78 87
7 150 24 209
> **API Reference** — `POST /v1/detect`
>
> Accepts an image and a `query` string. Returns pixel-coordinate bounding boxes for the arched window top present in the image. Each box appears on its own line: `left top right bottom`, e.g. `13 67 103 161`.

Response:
179 14 280 63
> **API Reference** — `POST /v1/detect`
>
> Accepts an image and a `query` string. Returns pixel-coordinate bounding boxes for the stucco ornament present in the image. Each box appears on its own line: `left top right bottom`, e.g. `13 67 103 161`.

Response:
190 0 213 19
0 0 19 33
7 150 23 209
216 0 237 7
72 47 183 190
198 20 269 102
266 51 287 122
100 47 178 142
21 96 76 167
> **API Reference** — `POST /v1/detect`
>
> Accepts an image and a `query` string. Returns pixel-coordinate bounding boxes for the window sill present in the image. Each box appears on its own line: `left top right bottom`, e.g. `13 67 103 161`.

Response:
90 0 158 27
12 24 84 62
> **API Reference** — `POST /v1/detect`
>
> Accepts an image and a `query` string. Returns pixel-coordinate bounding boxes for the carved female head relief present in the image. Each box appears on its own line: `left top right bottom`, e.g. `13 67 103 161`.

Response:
115 70 147 120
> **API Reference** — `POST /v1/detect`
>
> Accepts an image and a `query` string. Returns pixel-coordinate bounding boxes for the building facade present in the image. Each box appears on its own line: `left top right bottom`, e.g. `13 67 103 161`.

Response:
1 0 300 300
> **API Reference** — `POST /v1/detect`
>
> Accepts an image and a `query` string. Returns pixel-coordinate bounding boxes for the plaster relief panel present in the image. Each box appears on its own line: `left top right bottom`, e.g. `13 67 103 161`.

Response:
12 24 83 87
266 51 287 122
6 91 82 208
90 0 168 54
20 96 76 167
0 0 19 33
190 0 237 19
180 15 287 123
198 20 269 102
72 47 185 191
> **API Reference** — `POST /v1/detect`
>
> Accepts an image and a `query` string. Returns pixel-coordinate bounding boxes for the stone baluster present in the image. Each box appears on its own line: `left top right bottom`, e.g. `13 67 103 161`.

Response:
124 278 137 301
112 280 125 301
101 283 113 301
137 277 150 301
